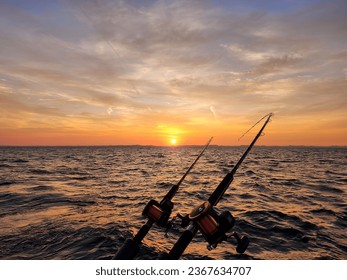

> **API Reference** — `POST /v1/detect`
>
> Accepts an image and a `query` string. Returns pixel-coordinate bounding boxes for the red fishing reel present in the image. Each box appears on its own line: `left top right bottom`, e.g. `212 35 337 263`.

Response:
189 201 235 248
180 201 249 253
142 199 173 227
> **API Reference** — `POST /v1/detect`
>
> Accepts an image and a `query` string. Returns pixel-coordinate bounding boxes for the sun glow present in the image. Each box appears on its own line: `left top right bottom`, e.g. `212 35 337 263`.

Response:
170 138 177 145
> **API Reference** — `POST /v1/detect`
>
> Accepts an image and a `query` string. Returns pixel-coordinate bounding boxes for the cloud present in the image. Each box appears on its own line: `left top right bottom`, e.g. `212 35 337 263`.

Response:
0 0 346 144
209 105 217 120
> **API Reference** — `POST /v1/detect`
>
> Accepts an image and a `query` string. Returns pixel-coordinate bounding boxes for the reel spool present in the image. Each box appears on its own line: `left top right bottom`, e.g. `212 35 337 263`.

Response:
182 201 249 253
142 199 173 227
188 201 235 248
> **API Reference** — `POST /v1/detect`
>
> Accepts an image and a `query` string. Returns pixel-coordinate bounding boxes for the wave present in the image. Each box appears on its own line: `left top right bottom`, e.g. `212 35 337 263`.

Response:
28 185 56 192
0 224 127 260
318 185 344 194
0 192 96 218
311 208 336 216
30 169 52 175
0 181 16 186
0 146 346 260
12 159 29 163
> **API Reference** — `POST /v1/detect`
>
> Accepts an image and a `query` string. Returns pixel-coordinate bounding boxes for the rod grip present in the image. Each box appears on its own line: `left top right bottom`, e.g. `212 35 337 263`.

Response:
167 229 195 260
113 238 140 260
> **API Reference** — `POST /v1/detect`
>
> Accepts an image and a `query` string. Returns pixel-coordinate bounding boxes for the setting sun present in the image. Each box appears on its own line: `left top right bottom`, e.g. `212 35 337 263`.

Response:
170 138 177 145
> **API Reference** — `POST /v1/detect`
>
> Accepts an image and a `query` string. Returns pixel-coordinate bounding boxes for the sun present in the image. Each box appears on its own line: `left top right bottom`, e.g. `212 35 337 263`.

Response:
170 138 177 145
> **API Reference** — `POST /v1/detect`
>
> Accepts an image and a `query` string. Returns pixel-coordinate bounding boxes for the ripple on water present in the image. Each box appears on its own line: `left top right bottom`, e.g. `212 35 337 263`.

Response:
0 146 345 259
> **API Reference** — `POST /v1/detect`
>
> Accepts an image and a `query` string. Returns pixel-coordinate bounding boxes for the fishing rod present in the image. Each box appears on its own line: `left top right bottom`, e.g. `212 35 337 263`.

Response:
113 137 213 259
161 113 273 259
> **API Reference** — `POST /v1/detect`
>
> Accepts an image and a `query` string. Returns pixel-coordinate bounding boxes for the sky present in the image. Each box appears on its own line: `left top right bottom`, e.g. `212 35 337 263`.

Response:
0 0 346 146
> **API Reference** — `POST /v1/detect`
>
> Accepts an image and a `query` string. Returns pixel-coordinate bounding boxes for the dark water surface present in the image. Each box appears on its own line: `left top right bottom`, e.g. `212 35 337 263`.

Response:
0 146 346 260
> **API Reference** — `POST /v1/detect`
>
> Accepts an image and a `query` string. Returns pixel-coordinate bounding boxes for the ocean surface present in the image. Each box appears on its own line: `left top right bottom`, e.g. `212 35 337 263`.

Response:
0 146 346 260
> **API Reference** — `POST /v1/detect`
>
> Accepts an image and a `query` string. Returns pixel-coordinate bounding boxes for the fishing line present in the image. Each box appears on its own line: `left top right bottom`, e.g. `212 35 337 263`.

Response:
238 112 273 141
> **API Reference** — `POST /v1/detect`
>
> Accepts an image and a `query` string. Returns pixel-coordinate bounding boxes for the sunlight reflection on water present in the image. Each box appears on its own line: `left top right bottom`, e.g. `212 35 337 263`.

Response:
0 146 346 259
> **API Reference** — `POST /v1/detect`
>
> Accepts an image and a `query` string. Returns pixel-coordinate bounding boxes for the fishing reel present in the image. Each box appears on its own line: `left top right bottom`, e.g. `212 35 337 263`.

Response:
178 201 249 253
142 199 173 227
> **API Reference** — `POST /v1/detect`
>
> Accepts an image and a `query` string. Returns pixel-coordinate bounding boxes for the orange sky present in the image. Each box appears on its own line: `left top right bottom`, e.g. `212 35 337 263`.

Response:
0 0 346 146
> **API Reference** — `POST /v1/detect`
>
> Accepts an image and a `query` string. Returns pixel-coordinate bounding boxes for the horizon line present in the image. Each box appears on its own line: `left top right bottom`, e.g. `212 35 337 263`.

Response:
0 144 346 148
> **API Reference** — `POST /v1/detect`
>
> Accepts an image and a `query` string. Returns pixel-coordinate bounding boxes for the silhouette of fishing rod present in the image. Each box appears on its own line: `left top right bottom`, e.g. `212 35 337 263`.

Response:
113 137 213 259
160 113 273 259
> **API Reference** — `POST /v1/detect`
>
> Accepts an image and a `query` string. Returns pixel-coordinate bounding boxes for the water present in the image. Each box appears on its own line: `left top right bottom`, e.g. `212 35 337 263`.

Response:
0 146 346 260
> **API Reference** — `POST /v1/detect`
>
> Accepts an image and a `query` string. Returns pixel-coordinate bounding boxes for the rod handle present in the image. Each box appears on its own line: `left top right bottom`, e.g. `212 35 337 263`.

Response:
167 228 196 259
113 238 140 260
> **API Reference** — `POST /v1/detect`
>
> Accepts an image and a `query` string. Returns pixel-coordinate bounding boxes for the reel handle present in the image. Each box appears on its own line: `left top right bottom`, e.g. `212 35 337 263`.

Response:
229 232 249 254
